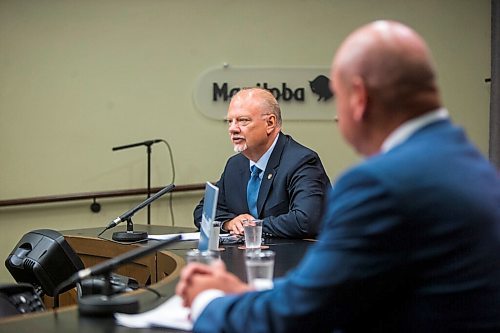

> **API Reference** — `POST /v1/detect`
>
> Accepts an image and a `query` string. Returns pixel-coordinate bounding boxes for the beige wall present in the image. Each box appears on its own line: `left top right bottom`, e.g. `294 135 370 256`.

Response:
0 0 491 283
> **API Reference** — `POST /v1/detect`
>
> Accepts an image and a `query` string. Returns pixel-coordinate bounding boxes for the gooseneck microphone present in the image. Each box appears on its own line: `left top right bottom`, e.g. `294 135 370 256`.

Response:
105 184 175 230
112 139 162 151
75 235 181 282
52 235 181 315
112 139 164 225
99 184 175 242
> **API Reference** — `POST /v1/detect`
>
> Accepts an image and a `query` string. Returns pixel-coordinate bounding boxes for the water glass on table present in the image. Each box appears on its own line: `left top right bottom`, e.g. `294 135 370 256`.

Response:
245 250 275 290
242 219 263 249
185 249 220 265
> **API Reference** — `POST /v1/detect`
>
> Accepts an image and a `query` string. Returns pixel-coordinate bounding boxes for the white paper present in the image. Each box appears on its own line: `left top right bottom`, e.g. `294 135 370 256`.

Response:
115 295 192 331
148 232 200 241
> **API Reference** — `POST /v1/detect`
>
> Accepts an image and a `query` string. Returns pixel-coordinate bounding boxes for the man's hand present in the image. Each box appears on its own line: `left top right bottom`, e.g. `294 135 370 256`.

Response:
176 260 250 307
222 214 255 235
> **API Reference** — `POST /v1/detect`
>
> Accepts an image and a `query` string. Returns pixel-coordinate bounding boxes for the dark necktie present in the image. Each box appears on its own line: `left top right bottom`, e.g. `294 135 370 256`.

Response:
247 165 262 218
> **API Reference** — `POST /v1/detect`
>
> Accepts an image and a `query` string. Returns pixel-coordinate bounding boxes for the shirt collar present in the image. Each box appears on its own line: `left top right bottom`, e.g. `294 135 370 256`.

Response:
250 133 280 174
381 108 449 153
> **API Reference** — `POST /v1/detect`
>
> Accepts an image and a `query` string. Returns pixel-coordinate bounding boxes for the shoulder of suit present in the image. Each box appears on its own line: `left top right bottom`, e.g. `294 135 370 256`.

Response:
225 152 248 168
281 134 320 157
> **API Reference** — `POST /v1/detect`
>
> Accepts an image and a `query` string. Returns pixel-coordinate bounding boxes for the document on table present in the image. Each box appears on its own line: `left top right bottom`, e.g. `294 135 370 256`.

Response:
148 232 200 241
115 295 192 331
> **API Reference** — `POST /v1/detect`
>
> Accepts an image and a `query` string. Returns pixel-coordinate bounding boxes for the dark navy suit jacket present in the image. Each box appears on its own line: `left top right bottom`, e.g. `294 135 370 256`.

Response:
194 119 500 332
194 133 331 238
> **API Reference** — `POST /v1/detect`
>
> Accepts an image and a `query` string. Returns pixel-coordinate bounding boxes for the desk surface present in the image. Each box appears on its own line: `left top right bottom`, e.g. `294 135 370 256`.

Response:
0 225 314 332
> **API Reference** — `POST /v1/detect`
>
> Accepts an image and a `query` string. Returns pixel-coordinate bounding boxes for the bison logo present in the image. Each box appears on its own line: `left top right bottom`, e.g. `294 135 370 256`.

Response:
309 75 333 101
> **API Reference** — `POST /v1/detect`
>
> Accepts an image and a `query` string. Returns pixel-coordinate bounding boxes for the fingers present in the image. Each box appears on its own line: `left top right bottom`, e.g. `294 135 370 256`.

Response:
227 219 243 235
232 219 245 235
176 263 216 307
183 275 214 307
228 214 255 235
176 260 251 307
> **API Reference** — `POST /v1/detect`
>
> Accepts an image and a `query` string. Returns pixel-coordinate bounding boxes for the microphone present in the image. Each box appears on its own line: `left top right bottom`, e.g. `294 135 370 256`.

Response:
112 138 165 225
112 139 162 151
75 235 181 282
105 184 175 230
53 235 181 315
100 184 175 242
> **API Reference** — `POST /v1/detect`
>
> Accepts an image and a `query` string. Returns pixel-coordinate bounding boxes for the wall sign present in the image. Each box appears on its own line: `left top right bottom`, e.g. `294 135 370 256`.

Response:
193 66 336 121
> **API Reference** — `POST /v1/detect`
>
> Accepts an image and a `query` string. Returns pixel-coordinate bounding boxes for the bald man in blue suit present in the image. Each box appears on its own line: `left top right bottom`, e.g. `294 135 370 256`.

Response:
177 21 500 332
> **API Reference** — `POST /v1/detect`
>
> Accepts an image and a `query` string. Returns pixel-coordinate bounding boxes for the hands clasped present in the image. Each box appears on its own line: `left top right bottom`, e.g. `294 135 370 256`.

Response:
176 260 251 308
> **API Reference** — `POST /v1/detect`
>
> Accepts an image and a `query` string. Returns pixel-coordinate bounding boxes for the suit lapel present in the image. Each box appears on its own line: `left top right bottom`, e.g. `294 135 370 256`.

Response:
235 156 251 211
256 133 287 216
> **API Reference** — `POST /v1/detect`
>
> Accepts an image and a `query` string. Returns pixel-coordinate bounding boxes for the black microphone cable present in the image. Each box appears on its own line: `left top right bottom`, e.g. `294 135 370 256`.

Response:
159 139 176 226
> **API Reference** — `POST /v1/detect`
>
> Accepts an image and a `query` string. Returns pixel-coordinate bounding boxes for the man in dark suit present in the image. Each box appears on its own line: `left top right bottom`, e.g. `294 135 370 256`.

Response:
178 21 500 332
193 88 330 238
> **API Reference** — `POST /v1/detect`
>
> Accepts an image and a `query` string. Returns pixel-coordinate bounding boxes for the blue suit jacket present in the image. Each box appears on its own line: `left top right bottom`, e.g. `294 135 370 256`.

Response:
194 119 500 332
194 133 331 238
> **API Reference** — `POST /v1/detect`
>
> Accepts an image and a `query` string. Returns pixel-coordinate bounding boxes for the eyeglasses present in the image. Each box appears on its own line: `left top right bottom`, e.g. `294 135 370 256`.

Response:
224 117 251 127
225 113 272 127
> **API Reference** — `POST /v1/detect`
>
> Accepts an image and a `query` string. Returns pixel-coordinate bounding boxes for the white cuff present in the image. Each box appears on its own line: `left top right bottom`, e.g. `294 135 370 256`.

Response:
190 289 226 322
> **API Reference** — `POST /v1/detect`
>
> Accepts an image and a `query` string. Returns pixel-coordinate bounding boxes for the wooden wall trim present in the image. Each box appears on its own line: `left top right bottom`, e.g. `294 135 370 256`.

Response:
0 183 206 207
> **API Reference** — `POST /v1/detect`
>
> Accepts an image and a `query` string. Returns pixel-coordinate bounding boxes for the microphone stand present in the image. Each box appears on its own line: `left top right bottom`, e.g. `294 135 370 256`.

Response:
112 139 162 225
146 143 152 224
113 217 148 242
104 184 175 242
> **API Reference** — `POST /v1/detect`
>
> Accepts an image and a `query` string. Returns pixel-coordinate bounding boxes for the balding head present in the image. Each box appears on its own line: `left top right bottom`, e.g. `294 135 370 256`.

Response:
331 21 442 156
231 88 282 127
333 20 440 113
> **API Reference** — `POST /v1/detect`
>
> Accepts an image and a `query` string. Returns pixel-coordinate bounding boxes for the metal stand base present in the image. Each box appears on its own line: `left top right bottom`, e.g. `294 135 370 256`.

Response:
111 218 148 242
112 231 148 242
78 294 139 316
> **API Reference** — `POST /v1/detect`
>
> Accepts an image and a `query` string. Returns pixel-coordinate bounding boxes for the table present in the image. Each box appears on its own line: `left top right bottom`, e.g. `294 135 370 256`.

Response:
0 225 314 332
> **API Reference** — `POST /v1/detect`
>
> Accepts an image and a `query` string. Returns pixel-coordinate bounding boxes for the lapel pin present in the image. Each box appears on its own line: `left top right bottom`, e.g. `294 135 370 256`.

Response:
267 173 272 180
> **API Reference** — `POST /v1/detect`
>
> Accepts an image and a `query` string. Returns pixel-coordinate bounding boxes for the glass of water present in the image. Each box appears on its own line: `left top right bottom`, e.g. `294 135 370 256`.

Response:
245 250 275 290
185 249 220 265
242 219 263 249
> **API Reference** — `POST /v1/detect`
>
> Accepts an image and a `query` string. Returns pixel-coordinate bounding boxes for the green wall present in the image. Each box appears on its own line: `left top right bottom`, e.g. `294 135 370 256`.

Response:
0 0 491 283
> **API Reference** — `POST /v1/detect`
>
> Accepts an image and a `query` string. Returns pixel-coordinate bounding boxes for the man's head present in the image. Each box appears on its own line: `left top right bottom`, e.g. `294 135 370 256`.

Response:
226 88 282 162
330 20 442 156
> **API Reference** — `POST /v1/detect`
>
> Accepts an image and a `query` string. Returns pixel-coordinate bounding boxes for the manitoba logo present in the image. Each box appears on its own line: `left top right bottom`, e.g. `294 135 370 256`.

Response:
213 82 304 102
212 75 333 103
194 67 336 120
309 75 333 101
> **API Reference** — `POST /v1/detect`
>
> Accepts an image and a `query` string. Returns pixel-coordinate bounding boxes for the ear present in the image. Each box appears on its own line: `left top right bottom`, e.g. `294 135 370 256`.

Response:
350 76 368 122
265 114 277 134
